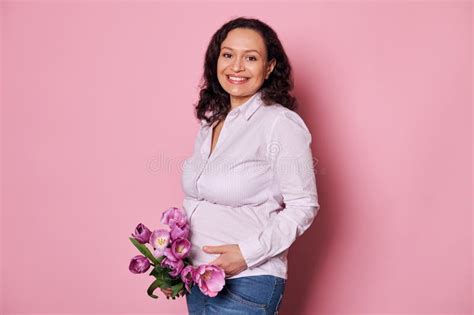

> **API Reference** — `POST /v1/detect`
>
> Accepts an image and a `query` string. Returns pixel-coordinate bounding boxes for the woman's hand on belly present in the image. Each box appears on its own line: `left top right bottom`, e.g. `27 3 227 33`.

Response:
202 244 248 277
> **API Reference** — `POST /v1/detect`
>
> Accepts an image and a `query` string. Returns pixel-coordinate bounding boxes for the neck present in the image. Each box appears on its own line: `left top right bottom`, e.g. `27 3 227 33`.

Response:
230 94 253 109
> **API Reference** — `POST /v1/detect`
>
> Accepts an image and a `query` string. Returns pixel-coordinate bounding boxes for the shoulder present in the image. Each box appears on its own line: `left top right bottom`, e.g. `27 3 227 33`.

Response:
261 104 311 140
200 118 211 128
199 118 215 135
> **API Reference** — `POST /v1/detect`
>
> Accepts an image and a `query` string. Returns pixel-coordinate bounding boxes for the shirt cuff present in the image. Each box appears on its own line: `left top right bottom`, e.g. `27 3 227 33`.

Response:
237 237 266 270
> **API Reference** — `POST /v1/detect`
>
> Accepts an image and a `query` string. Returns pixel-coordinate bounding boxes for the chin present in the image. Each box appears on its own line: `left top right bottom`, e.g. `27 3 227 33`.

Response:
226 85 255 94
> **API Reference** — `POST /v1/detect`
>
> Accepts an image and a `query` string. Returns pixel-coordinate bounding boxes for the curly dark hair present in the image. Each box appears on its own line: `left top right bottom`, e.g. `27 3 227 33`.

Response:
194 16 298 125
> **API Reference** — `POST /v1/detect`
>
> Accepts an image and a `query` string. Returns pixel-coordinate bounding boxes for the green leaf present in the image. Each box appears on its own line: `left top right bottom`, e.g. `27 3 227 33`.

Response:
150 265 162 277
147 278 164 299
171 282 184 298
129 237 160 265
150 265 173 282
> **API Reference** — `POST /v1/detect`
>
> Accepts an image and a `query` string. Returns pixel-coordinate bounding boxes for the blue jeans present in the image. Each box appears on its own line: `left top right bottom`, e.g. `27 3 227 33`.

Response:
186 275 286 315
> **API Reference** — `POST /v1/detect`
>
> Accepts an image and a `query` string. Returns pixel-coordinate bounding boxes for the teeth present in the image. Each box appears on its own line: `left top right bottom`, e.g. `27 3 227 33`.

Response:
228 76 248 81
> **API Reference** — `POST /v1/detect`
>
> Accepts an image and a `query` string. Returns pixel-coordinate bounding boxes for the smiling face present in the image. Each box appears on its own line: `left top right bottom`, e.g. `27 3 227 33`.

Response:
217 28 276 108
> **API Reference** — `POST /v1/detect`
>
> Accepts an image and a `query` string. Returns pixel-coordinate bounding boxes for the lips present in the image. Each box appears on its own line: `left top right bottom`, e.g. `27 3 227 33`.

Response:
226 75 249 84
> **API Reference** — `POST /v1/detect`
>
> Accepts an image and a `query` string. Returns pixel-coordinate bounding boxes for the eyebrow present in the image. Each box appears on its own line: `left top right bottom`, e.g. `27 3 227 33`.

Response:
221 46 261 56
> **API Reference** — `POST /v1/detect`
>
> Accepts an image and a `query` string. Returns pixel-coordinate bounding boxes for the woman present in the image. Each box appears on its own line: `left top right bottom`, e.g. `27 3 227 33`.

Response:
163 17 320 314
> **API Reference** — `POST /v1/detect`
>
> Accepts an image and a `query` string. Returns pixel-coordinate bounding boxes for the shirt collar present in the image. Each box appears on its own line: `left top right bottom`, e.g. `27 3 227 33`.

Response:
230 90 263 121
200 90 263 126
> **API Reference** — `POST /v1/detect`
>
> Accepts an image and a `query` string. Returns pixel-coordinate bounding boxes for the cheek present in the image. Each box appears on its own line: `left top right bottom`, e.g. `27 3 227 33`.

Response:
217 58 229 71
248 65 265 77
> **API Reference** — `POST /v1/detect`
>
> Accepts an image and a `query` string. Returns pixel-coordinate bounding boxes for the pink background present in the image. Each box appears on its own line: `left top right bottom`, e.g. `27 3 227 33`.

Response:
1 1 472 315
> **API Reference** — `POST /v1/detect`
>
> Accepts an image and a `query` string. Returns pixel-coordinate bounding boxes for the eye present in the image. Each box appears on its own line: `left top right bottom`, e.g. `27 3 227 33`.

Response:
222 53 232 58
247 56 257 61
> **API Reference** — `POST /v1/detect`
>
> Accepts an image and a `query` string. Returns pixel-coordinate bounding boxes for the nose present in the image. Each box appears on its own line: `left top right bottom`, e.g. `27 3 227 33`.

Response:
231 58 244 72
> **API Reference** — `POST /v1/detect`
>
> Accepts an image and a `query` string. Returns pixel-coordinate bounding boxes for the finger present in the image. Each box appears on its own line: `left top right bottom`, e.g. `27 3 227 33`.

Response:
203 245 224 253
208 259 221 266
161 288 173 295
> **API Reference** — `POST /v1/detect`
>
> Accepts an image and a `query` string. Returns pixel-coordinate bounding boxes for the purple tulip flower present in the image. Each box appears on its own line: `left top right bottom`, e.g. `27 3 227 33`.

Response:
131 223 152 244
160 256 185 278
149 229 170 258
129 255 151 274
163 246 178 262
161 207 187 228
169 223 190 241
193 264 225 297
181 265 196 293
171 238 191 260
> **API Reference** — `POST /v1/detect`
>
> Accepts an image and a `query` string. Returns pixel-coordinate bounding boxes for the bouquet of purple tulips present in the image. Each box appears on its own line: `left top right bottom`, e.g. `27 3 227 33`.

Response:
129 207 226 299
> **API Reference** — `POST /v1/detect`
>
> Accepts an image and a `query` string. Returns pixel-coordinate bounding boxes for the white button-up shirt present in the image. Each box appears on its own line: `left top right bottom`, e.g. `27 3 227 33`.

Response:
181 90 320 280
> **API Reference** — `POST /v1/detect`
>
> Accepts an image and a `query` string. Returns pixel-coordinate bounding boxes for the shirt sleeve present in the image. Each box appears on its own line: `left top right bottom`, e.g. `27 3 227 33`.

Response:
237 110 320 269
181 122 206 205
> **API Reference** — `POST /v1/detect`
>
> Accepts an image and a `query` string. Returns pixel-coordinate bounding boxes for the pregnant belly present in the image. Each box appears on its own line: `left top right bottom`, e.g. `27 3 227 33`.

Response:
187 201 265 266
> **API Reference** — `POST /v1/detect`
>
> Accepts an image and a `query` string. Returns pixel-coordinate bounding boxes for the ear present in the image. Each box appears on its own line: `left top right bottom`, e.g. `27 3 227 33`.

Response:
266 58 276 79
